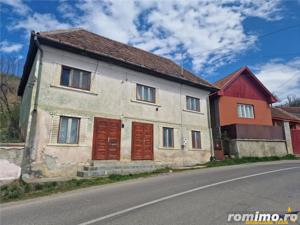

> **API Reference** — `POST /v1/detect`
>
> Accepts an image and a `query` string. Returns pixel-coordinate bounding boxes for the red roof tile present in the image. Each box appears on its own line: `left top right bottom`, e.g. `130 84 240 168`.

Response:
38 29 215 89
272 107 300 122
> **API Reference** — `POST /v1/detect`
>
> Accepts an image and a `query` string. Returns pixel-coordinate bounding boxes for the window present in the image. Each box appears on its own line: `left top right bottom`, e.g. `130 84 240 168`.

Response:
186 96 200 112
60 66 91 90
237 104 254 118
191 131 201 149
58 116 80 144
136 84 156 103
163 127 174 148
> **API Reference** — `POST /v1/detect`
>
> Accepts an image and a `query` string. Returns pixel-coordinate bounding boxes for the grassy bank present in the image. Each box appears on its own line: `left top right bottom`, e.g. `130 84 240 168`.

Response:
1 155 298 203
206 154 297 167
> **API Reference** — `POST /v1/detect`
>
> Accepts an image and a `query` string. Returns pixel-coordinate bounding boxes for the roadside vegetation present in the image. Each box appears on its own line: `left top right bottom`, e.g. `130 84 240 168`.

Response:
1 155 298 203
0 57 23 143
206 154 297 167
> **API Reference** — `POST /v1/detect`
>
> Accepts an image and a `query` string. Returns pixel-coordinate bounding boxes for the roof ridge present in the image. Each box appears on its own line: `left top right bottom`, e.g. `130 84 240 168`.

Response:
38 28 84 35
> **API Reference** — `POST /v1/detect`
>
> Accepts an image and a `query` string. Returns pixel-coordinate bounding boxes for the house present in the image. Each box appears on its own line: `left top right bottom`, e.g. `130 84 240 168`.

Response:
210 66 293 158
272 107 300 155
18 29 217 178
280 107 300 119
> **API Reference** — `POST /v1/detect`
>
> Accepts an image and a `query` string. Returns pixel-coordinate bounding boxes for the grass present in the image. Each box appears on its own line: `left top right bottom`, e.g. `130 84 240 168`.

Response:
206 154 297 167
0 167 170 203
1 155 298 203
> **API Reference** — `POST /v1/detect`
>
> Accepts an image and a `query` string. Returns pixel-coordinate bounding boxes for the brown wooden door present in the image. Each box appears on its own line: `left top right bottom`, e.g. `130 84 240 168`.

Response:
92 117 121 160
132 122 153 160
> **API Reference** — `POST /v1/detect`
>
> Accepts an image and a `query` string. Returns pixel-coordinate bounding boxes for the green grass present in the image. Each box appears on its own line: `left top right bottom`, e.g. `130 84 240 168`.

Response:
206 154 297 167
1 155 298 203
0 167 171 203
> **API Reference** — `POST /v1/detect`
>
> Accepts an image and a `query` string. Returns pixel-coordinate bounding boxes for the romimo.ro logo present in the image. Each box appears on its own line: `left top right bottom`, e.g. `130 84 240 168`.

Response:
227 208 299 224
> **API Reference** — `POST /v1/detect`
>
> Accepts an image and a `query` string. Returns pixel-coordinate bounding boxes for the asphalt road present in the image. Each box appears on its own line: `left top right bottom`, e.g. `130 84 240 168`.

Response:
1 160 300 225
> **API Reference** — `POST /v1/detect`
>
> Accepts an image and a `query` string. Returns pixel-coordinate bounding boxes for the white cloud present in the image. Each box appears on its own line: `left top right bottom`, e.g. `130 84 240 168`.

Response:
0 0 30 15
5 0 284 73
255 58 300 103
10 12 71 34
0 41 22 53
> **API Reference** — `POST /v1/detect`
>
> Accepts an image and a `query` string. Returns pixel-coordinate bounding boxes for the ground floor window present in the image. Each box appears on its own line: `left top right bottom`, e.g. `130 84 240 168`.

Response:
191 130 201 149
163 127 174 148
58 116 80 144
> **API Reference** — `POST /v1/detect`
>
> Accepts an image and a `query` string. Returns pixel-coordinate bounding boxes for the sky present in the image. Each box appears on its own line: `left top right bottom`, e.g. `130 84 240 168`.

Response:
0 0 300 103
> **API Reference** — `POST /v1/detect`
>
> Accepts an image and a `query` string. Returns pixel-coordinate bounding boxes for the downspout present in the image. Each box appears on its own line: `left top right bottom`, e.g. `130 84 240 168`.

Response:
26 34 43 176
206 95 215 160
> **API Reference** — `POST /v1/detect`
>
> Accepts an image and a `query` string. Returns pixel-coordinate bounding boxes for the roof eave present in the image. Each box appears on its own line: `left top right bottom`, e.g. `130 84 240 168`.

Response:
18 32 38 96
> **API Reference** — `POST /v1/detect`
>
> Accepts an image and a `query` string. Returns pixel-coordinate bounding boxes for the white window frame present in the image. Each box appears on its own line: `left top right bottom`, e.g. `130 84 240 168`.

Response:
60 66 91 91
237 104 255 118
163 127 174 148
186 96 200 112
58 116 80 144
136 84 156 103
191 130 201 149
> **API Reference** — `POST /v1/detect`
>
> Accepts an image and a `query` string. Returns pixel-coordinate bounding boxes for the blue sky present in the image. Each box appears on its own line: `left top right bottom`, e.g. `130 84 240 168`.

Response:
1 0 300 103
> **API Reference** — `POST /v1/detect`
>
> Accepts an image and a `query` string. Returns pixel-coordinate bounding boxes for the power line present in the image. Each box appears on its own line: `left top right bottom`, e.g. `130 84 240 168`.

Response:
183 23 300 59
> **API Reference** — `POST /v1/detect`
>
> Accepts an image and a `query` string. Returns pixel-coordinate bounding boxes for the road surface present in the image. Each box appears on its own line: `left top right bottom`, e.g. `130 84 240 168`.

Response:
1 160 300 225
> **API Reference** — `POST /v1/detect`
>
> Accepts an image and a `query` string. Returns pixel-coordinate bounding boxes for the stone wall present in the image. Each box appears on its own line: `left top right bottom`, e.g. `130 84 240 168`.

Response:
0 143 24 166
229 139 288 157
0 143 24 181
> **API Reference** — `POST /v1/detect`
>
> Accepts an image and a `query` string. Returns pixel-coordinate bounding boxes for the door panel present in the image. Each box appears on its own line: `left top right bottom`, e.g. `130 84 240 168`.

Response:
132 122 153 160
92 118 121 160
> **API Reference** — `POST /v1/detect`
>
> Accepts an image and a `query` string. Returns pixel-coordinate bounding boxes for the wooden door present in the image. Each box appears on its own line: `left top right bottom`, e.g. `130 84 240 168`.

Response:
132 122 153 160
92 117 121 160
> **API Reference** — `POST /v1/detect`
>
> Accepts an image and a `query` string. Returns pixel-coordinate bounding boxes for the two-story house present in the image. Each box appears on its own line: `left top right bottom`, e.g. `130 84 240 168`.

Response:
210 66 293 158
18 29 217 178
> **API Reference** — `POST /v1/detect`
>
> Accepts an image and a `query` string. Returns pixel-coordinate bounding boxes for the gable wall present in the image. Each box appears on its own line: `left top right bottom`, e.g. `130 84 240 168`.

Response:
223 73 269 102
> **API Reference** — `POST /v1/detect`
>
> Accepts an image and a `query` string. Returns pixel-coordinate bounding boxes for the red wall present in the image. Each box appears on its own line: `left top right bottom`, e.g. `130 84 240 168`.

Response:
218 73 273 126
223 73 269 102
218 96 273 126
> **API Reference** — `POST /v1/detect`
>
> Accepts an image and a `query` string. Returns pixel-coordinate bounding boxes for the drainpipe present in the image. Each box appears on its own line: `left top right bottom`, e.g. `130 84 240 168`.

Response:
33 34 43 110
26 34 43 176
206 96 215 159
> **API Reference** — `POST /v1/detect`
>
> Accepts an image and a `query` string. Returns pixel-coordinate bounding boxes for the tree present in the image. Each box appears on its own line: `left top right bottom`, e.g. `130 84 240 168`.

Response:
0 56 22 142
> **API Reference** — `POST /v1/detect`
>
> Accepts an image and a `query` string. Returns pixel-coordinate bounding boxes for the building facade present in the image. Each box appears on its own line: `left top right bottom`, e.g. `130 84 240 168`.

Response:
210 67 291 158
18 29 217 177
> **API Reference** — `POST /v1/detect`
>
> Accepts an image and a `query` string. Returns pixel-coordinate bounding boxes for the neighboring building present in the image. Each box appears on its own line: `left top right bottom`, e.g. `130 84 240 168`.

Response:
280 107 300 119
18 29 217 178
272 107 300 155
210 66 292 158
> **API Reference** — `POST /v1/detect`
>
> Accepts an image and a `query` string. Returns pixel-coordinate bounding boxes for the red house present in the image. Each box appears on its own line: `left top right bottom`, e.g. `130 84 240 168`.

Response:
209 66 288 158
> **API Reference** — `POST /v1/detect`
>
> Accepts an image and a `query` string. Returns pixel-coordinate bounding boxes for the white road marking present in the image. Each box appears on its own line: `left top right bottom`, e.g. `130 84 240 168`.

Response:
78 166 300 225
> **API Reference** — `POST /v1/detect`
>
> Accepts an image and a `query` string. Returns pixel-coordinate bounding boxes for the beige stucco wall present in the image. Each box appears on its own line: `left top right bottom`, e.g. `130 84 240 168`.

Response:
24 45 213 177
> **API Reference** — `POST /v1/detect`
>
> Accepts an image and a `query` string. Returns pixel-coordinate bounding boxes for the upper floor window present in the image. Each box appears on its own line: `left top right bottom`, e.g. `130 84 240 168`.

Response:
237 104 254 118
60 66 91 90
136 84 156 103
58 116 80 144
163 127 174 148
186 96 200 112
191 130 201 149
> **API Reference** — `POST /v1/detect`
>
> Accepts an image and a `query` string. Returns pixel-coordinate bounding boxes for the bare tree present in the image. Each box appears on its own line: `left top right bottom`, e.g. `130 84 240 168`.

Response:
0 56 22 142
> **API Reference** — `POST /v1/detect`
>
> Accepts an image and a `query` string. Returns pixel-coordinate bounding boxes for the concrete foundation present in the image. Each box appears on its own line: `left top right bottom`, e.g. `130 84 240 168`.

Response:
229 139 288 157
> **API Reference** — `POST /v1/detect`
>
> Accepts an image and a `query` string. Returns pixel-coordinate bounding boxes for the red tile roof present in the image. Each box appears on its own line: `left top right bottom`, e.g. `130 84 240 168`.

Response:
38 29 215 89
214 67 243 89
272 107 300 122
280 107 300 118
